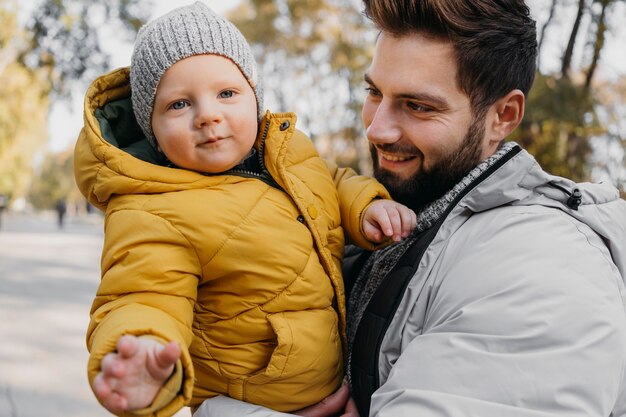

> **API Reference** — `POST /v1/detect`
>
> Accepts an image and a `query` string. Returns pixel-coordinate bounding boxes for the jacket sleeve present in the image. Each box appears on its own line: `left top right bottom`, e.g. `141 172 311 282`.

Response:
87 209 200 417
369 207 626 416
324 159 391 249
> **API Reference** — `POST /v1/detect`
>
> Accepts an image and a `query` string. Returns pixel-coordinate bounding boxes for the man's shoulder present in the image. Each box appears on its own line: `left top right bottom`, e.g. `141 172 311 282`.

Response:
435 202 622 302
462 203 580 235
449 203 606 262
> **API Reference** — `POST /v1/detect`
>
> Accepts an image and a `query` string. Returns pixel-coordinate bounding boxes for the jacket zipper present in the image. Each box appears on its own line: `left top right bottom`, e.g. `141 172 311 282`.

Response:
225 117 281 189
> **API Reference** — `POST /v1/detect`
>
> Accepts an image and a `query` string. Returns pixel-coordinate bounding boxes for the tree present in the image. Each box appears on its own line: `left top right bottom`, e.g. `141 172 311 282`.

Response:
0 0 151 207
21 0 152 97
230 0 375 171
589 77 626 196
516 74 598 181
583 0 622 93
561 0 587 79
28 150 76 210
518 0 625 186
536 0 558 69
232 0 625 182
0 0 49 203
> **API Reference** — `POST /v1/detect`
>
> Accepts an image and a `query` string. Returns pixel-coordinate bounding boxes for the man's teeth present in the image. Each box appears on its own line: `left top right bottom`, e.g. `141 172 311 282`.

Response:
380 151 412 162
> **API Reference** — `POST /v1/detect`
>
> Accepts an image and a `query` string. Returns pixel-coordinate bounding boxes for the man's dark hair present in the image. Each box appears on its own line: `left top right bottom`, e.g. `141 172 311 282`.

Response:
363 0 537 115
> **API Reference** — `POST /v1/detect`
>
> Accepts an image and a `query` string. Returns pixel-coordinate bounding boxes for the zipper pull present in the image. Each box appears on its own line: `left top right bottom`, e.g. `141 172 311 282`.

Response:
567 188 582 210
549 181 583 210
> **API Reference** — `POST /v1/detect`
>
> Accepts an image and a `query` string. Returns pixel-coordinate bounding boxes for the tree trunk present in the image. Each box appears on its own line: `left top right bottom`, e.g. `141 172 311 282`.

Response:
537 0 558 69
584 0 611 94
561 0 587 79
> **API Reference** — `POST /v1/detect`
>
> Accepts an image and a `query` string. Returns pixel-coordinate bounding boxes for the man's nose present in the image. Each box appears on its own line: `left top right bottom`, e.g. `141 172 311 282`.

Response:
365 101 401 145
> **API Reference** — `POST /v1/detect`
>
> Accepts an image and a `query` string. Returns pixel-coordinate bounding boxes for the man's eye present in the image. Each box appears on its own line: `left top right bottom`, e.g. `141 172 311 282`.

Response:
219 90 234 99
407 102 433 112
170 101 187 110
365 87 381 97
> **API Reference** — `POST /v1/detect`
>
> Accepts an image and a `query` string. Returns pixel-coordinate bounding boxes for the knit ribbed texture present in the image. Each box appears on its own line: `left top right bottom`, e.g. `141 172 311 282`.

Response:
130 1 263 147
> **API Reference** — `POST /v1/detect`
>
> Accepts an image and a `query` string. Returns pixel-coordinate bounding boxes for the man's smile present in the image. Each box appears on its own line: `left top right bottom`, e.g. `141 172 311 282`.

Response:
377 149 416 163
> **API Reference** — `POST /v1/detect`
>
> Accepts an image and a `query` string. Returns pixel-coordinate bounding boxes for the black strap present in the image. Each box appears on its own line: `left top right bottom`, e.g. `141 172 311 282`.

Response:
349 145 522 416
350 224 441 416
342 245 372 299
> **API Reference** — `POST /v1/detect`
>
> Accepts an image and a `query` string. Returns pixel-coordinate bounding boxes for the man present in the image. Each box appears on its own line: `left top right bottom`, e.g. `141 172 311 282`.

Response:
196 0 626 416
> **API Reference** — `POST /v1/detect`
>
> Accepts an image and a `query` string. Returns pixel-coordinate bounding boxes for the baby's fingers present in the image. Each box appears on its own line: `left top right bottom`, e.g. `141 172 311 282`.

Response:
92 372 112 399
101 352 125 379
385 208 403 241
399 207 417 237
376 212 394 238
101 390 128 413
145 341 181 381
156 341 181 369
93 373 128 413
117 334 140 359
363 221 384 243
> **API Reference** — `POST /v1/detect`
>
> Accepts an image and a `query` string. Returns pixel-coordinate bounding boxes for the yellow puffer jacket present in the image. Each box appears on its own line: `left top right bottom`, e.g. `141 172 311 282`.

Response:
75 68 390 416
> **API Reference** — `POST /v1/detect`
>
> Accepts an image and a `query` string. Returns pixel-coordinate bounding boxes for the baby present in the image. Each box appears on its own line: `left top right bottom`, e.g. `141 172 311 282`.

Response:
74 2 415 416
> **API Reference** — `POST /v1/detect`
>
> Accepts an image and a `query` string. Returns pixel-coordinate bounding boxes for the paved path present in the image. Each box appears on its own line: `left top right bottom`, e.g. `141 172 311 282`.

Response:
0 211 191 417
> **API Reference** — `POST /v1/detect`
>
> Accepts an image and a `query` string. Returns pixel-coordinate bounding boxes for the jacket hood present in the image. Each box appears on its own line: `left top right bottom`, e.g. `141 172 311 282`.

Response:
74 67 287 212
462 144 626 280
74 67 198 210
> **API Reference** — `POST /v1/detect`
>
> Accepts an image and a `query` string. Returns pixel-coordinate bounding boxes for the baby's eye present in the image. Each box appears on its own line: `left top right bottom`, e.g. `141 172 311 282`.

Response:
219 90 234 99
169 101 188 110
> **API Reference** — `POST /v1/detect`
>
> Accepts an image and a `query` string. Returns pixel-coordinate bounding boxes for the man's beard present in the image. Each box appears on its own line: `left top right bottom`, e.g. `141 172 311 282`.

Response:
371 115 485 213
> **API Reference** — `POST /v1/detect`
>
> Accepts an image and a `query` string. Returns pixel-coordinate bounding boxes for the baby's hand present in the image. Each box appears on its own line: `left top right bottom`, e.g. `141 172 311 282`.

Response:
363 200 417 243
92 335 181 414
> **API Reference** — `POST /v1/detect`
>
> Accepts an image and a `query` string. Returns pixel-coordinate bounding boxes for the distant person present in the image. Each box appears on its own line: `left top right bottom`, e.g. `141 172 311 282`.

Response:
73 3 416 417
0 194 6 229
55 199 66 229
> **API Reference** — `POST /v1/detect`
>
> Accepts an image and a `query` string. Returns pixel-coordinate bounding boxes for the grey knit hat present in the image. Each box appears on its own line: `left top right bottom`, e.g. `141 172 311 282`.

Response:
130 1 264 147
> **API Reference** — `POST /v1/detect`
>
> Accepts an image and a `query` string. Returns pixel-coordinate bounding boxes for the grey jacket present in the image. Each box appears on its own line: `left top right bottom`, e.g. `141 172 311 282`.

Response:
195 144 626 417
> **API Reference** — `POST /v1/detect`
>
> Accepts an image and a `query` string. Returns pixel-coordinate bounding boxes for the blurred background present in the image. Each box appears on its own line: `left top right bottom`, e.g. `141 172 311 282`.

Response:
0 0 624 416
0 0 625 214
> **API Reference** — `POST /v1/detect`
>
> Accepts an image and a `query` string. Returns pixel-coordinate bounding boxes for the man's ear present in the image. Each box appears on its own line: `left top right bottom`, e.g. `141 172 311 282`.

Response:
480 89 525 159
490 89 525 139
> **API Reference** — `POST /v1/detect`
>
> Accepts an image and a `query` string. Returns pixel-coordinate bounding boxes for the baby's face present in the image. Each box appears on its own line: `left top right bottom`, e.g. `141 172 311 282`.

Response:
152 54 258 173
